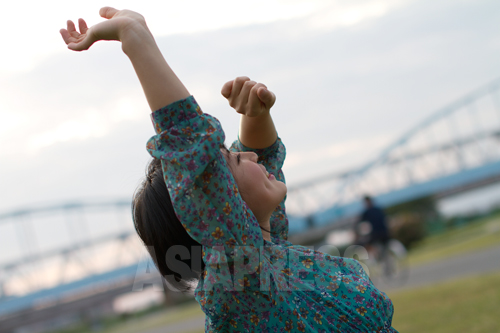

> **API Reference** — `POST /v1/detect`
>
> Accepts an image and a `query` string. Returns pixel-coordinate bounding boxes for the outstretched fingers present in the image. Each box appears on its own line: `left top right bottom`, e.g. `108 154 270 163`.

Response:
78 18 88 35
60 7 126 52
67 20 79 37
60 21 77 45
59 28 71 44
60 19 94 51
68 32 96 51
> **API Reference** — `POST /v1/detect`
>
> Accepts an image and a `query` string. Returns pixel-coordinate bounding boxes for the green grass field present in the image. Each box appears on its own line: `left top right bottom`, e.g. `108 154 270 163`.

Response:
102 302 204 333
91 272 500 333
407 213 500 266
388 272 500 333
62 214 500 333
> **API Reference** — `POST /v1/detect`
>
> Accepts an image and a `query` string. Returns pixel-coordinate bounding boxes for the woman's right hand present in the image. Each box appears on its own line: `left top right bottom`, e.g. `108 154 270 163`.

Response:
221 77 276 118
60 7 147 51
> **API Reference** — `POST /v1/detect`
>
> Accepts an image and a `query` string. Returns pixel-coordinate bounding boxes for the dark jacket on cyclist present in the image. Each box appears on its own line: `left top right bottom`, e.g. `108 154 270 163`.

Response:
359 196 390 244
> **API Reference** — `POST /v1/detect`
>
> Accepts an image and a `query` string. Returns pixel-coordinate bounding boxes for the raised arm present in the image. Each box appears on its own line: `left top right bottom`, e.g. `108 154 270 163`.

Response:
60 7 189 111
222 77 289 243
221 76 277 149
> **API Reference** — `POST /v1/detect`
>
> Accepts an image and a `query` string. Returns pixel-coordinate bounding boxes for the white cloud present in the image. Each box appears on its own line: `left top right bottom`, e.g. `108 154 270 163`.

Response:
110 97 144 122
0 109 24 134
284 134 392 175
3 0 500 295
27 97 145 150
0 0 317 73
0 0 499 212
1 0 410 74
306 0 410 31
29 110 107 149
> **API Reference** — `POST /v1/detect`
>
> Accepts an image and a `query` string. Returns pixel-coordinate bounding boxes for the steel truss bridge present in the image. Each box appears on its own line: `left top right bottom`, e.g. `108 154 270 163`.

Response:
286 78 500 231
1 78 500 332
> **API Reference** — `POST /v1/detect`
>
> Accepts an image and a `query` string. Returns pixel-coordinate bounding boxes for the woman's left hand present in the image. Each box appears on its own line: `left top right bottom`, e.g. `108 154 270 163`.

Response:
221 76 276 117
60 7 148 51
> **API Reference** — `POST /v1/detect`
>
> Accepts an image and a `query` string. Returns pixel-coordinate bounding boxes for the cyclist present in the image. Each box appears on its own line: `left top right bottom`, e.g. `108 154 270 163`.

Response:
355 195 390 261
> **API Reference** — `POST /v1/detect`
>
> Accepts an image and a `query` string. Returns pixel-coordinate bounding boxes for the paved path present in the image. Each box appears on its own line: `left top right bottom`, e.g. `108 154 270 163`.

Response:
141 245 500 332
375 245 500 292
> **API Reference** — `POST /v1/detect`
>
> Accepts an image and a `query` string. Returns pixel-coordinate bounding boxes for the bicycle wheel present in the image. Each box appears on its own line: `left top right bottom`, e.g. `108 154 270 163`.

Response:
380 243 409 286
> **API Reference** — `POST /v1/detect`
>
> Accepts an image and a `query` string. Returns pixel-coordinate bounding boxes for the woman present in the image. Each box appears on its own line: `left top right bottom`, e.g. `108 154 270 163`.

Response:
60 7 398 332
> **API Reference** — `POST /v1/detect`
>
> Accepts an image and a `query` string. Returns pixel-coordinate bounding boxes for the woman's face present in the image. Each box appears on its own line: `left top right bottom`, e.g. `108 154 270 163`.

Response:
222 149 287 222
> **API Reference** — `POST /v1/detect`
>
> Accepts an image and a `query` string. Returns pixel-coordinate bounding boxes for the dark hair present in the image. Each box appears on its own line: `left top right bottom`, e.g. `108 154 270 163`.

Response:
132 158 205 291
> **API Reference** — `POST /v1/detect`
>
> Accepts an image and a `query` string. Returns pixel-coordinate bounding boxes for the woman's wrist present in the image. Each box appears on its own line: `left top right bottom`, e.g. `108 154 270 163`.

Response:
120 20 155 55
118 19 190 111
239 111 277 149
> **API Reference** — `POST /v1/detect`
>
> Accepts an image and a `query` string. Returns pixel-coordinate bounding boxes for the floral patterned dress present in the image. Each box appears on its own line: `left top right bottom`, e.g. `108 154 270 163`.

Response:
146 96 398 333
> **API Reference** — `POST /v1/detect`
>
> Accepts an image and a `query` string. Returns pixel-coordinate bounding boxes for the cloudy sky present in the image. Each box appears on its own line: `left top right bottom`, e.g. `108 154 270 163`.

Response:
1 0 499 213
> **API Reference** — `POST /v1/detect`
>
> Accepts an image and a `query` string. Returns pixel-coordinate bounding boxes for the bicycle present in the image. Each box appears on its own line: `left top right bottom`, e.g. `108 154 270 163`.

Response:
354 222 410 287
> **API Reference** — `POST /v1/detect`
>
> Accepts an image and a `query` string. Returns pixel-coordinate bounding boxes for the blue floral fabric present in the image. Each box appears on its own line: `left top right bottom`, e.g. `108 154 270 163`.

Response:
146 96 398 333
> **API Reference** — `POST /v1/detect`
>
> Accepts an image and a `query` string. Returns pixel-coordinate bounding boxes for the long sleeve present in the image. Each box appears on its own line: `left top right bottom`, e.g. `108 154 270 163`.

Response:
146 96 264 252
145 97 398 333
230 137 289 244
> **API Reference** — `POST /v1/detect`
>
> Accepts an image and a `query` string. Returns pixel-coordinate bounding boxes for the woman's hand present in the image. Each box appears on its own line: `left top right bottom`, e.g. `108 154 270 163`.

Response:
60 7 147 51
222 77 278 149
221 76 276 117
60 7 188 111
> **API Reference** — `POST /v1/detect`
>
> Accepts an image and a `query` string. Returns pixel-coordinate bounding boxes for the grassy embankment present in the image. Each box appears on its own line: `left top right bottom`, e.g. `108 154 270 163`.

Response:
407 212 500 266
65 213 500 333
388 271 500 332
93 271 500 333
